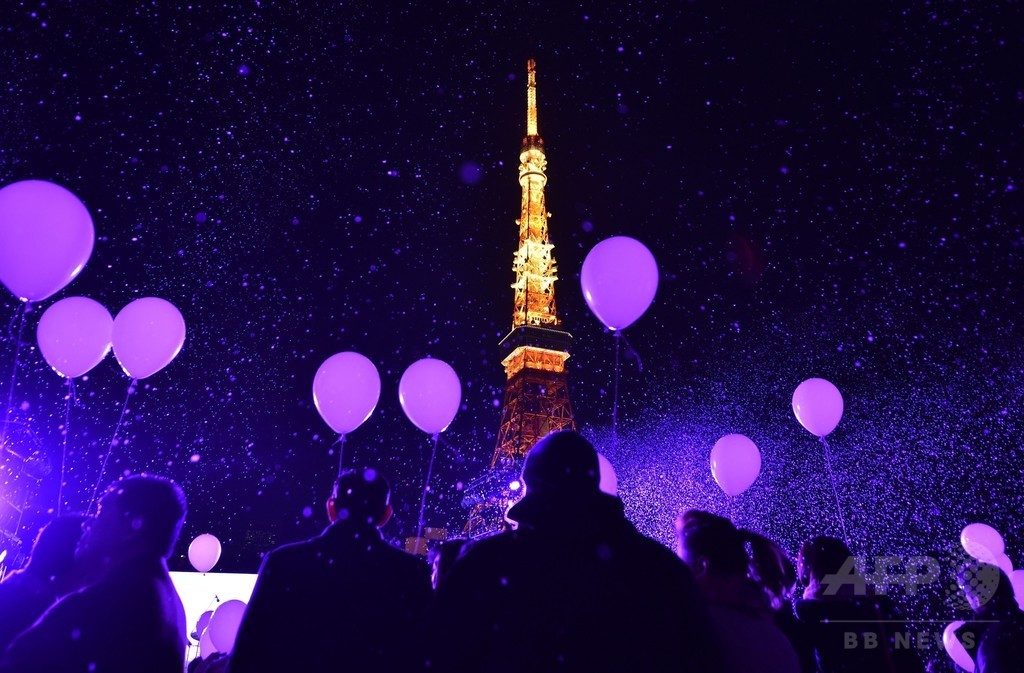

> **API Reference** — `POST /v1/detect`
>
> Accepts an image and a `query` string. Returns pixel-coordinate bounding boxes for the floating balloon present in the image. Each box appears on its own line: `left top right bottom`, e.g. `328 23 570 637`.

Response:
313 352 381 434
0 180 95 302
196 610 214 639
710 434 762 497
990 552 1014 578
36 297 113 378
207 599 246 653
188 533 222 573
199 627 218 659
792 378 844 437
961 522 1005 562
597 453 618 496
111 297 186 379
942 621 975 672
398 358 461 434
580 236 659 331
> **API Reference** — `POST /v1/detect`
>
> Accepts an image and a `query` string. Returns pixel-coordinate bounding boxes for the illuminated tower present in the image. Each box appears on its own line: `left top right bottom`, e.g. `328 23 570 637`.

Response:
464 60 576 537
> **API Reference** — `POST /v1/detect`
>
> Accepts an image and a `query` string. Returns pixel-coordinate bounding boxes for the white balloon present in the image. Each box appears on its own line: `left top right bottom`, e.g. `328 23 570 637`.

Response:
597 453 618 496
188 533 222 574
942 621 975 672
792 378 844 437
313 351 381 434
961 522 1005 561
710 434 762 497
207 599 246 653
199 627 218 659
398 358 461 434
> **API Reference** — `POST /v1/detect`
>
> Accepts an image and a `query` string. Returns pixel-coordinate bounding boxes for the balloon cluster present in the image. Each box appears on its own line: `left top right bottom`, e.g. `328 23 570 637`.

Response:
709 378 845 499
0 180 187 380
943 522 1023 671
312 353 461 439
312 352 461 543
37 296 186 381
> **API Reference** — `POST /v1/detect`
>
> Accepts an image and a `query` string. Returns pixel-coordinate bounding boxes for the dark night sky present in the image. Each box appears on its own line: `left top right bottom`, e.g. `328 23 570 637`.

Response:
1 0 1022 614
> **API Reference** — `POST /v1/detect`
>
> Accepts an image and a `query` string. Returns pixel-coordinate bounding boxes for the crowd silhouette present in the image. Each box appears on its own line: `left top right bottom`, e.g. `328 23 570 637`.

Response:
0 431 1020 672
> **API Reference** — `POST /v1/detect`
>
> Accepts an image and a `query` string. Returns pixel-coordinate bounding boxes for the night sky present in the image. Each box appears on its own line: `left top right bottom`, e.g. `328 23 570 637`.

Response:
1 0 1022 628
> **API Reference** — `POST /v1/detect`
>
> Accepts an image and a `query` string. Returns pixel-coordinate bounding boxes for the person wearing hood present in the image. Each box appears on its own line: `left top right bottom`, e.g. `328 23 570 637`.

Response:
429 430 726 673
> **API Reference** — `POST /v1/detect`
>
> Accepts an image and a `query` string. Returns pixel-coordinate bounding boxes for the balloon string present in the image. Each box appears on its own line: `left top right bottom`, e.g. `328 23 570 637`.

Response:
335 433 347 478
88 379 136 514
619 331 643 373
416 433 440 548
58 378 77 516
0 303 29 451
820 437 850 547
611 331 621 445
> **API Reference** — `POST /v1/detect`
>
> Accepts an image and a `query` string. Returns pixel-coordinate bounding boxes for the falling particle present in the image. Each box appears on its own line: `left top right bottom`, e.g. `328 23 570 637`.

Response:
302 506 313 518
196 212 207 223
238 64 250 76
190 454 200 463
459 161 483 185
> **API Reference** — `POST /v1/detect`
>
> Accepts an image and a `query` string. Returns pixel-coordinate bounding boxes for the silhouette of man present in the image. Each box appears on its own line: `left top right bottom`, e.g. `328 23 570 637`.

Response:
0 514 89 651
0 474 188 673
229 467 432 673
430 430 726 673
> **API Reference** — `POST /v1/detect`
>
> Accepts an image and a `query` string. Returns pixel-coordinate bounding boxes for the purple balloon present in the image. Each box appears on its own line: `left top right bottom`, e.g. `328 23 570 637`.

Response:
111 298 186 379
580 236 658 331
36 297 113 378
710 434 762 497
195 610 214 639
792 378 844 437
0 180 95 302
398 358 461 434
597 452 618 496
188 533 222 574
207 599 246 652
942 621 975 672
313 352 381 434
961 522 1005 561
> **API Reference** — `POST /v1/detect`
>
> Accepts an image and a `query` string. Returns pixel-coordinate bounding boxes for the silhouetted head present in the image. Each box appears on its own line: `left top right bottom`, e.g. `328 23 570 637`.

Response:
957 561 1016 616
327 468 392 528
675 509 796 609
797 536 853 585
429 538 468 590
675 510 749 578
25 514 89 583
77 474 187 568
506 431 612 525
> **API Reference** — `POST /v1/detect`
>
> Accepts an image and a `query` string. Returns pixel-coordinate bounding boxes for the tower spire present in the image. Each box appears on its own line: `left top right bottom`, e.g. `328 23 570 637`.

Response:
463 60 576 537
526 58 538 137
512 59 555 329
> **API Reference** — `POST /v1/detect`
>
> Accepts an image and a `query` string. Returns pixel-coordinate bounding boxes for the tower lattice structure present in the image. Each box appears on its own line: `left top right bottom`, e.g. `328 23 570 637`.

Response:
464 60 576 538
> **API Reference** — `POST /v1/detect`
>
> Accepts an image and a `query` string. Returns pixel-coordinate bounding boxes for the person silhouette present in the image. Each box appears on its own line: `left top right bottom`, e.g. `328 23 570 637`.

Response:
0 474 188 673
0 514 89 651
229 467 432 673
430 430 726 673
